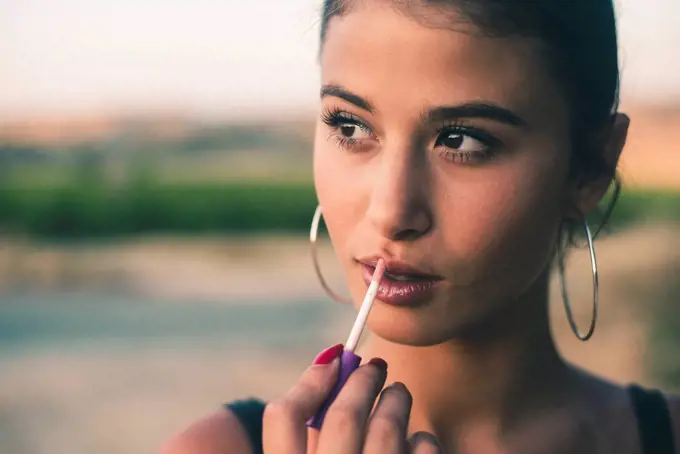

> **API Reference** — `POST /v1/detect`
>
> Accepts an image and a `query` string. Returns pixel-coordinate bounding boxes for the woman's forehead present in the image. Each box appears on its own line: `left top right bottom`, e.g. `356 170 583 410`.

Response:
320 4 564 123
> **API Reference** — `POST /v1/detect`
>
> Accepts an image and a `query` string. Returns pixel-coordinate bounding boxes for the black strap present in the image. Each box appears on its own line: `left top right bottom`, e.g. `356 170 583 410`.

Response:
225 398 266 454
629 385 675 454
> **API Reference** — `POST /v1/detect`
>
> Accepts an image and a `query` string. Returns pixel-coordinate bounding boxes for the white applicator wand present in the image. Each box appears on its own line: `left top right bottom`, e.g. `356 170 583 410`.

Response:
307 258 386 429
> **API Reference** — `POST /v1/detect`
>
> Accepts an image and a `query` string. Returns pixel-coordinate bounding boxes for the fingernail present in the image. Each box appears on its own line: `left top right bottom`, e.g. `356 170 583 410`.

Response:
409 431 440 448
312 343 344 365
367 357 388 372
386 381 406 391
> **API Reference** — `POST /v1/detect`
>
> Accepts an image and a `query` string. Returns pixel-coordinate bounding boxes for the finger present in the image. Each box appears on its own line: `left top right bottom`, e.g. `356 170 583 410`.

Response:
305 428 319 454
316 358 388 454
408 432 442 454
363 382 413 454
263 345 342 454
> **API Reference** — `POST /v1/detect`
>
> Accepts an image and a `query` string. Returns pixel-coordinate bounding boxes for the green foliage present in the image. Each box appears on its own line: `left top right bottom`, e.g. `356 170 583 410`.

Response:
0 180 317 238
644 258 680 391
608 191 680 226
0 178 678 239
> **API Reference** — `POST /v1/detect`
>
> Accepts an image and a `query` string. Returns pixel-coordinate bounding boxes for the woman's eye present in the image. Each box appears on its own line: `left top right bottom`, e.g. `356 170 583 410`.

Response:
320 109 375 151
435 131 486 154
338 122 372 140
434 128 497 164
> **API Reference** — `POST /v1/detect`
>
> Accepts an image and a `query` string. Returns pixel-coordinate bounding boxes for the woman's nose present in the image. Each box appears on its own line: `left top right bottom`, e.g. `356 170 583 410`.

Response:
365 147 433 242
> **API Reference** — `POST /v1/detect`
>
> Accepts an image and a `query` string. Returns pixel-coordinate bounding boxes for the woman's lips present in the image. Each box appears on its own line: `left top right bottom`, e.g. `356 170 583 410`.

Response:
360 264 441 306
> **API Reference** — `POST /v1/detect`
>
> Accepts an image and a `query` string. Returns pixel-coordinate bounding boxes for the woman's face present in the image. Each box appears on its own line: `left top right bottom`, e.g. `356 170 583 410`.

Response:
313 4 580 346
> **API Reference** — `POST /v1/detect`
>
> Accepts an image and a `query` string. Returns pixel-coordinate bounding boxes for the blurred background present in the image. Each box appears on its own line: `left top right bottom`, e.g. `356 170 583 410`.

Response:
1 0 680 452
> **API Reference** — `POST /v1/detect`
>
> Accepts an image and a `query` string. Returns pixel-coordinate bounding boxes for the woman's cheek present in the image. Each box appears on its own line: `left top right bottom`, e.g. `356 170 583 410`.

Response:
438 156 565 281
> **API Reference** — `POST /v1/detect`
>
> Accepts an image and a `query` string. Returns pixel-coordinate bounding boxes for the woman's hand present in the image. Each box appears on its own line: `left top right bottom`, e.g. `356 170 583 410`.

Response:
262 344 441 454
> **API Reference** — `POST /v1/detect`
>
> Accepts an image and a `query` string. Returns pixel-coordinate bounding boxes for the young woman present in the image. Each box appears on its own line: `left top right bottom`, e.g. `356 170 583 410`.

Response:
161 1 680 453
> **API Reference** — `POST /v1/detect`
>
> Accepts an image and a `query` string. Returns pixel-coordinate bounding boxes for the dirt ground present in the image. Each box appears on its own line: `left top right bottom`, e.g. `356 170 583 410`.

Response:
0 225 679 453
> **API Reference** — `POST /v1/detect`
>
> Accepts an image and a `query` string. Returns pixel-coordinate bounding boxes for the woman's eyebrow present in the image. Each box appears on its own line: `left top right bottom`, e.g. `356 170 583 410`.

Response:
320 84 374 112
422 103 528 127
320 85 526 128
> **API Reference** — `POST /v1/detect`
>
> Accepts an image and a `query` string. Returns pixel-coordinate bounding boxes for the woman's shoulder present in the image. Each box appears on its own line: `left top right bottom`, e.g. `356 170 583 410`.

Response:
158 399 266 454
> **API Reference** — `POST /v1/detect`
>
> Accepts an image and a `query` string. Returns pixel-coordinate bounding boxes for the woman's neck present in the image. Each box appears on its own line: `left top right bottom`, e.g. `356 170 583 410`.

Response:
360 272 577 449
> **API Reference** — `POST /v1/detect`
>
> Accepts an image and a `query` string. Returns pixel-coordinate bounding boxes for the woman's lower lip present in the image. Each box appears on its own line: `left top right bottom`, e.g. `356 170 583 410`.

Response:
361 264 440 306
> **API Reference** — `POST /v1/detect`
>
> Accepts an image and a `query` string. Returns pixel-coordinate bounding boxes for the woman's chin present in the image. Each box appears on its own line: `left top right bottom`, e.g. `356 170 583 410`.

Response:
366 306 458 347
366 300 501 347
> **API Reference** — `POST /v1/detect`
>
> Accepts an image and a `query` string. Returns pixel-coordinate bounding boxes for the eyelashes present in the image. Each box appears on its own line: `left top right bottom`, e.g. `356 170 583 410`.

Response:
320 107 374 150
434 121 500 164
320 107 500 164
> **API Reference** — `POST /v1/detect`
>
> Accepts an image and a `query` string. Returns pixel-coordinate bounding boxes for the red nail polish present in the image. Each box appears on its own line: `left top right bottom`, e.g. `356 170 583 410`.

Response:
368 357 388 372
312 344 344 365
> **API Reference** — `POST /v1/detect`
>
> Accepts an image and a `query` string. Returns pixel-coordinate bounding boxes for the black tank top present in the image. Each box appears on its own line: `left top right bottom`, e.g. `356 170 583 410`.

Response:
226 385 675 454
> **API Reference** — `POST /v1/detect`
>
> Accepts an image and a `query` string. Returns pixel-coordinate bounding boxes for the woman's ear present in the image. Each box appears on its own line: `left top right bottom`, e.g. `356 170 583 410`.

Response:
568 113 630 218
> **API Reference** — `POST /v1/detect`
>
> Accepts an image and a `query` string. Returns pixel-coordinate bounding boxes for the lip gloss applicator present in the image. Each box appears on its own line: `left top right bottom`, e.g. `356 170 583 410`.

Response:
307 258 386 430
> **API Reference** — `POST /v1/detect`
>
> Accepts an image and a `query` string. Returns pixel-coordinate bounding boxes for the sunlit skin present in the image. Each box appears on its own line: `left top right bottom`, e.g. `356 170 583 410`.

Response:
315 7 571 346
313 3 635 453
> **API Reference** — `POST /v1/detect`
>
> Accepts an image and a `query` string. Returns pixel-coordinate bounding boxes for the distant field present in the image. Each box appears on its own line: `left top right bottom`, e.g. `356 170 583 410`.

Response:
1 103 679 188
1 151 313 187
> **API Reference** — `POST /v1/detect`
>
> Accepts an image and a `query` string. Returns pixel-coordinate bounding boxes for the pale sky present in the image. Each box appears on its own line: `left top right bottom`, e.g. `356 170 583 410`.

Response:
1 0 679 120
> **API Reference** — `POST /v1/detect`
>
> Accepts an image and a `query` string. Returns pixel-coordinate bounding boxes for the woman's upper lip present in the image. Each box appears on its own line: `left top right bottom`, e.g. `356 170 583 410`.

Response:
357 256 443 280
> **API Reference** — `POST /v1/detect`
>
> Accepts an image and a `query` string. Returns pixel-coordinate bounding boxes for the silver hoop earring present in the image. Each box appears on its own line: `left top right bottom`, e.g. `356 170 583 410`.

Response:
557 214 599 341
310 205 352 304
